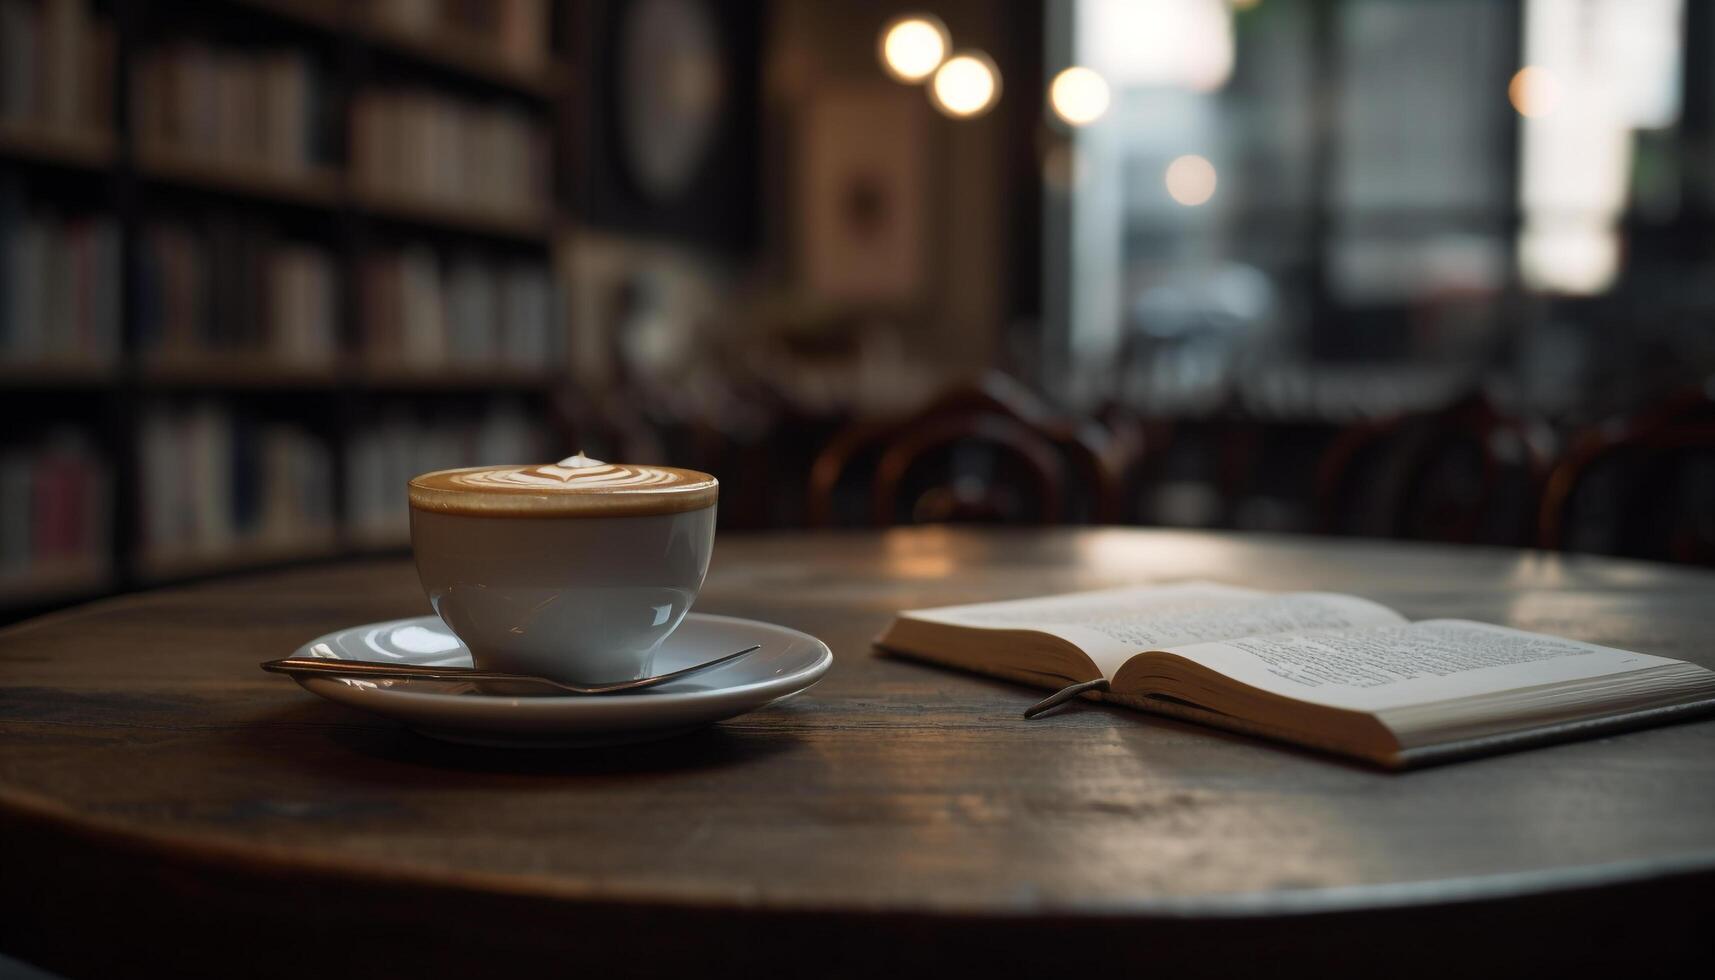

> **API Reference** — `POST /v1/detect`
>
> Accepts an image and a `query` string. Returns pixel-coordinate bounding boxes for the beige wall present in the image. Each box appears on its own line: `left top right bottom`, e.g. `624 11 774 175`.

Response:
764 0 1021 370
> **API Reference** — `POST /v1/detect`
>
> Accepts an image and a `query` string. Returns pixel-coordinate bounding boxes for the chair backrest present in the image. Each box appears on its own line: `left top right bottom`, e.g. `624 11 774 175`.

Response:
871 412 1065 526
807 373 1118 527
1316 392 1548 546
1539 380 1715 564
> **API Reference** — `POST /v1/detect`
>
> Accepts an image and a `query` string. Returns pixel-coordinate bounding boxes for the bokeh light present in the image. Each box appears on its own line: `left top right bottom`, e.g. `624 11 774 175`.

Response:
878 15 950 84
1164 154 1217 206
1509 65 1562 118
1049 66 1111 126
930 51 1002 118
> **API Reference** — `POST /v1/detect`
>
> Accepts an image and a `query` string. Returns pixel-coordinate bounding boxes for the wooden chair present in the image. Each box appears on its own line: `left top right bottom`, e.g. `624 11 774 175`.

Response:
1315 391 1550 546
1105 391 1292 531
807 373 1119 527
1538 380 1715 565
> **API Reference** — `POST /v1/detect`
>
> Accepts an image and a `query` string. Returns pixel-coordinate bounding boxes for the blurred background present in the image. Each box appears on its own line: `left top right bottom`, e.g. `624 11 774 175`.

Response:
3 0 1713 622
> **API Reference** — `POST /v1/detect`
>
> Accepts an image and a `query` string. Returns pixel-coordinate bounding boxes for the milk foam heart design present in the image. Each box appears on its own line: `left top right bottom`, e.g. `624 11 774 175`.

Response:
409 454 718 517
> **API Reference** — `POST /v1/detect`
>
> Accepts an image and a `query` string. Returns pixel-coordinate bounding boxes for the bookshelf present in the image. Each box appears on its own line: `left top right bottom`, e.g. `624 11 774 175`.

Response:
1 0 574 618
0 121 115 170
222 0 565 100
136 148 345 210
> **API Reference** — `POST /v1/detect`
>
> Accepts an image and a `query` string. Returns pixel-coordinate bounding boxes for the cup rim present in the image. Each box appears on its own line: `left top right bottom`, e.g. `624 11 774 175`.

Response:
408 464 718 518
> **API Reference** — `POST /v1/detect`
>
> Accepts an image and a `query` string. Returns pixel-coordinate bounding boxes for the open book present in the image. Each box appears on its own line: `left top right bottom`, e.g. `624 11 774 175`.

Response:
875 582 1715 768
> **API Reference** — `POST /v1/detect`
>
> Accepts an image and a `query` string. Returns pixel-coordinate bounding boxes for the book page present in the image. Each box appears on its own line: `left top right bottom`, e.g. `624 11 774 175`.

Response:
904 583 1406 679
1157 620 1689 712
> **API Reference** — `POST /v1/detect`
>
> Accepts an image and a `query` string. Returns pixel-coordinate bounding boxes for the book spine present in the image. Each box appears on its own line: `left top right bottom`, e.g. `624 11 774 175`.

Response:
136 41 320 172
0 0 40 125
349 86 548 213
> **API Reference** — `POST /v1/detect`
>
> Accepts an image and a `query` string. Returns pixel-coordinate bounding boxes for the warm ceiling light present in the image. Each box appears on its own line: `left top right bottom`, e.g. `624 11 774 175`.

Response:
930 50 1001 118
1049 66 1111 126
1509 65 1562 118
1164 154 1217 206
878 14 950 84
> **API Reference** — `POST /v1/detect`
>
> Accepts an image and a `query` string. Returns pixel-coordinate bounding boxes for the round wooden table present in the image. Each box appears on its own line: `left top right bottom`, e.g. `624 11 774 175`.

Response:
3 528 1713 978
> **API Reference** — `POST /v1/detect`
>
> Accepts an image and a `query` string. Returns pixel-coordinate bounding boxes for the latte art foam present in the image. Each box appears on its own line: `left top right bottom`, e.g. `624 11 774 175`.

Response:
409 456 717 518
447 460 690 492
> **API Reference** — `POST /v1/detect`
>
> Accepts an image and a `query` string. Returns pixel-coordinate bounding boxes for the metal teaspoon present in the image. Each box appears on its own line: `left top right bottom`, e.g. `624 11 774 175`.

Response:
260 644 763 695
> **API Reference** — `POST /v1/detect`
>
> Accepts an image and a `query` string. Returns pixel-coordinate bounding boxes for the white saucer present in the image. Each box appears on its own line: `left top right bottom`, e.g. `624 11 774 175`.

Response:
287 613 833 747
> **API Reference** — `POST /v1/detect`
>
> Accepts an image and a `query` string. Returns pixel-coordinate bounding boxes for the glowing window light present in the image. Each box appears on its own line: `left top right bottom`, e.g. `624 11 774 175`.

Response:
1049 66 1111 126
1079 0 1233 93
1508 65 1562 118
1516 0 1682 295
878 14 950 84
930 51 1001 118
1520 222 1618 295
1164 154 1217 206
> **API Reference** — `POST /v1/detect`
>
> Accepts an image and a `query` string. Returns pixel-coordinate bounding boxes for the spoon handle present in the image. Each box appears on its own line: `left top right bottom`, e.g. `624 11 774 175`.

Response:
259 643 765 694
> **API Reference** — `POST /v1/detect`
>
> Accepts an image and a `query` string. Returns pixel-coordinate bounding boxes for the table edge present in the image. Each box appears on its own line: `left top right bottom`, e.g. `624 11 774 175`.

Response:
6 781 1714 921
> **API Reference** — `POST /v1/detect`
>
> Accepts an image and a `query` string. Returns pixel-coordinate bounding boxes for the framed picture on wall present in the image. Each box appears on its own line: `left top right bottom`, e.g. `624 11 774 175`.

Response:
797 83 929 307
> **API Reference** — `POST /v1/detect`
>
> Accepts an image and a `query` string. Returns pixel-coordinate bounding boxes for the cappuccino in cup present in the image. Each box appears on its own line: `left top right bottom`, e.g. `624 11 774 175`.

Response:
408 454 718 685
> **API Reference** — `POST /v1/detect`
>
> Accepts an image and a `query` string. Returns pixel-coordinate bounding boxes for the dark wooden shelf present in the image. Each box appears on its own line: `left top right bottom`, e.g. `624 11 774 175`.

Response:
136 147 343 209
0 122 115 171
137 152 553 242
140 353 562 391
219 0 345 34
358 365 562 390
221 0 565 100
0 559 115 608
0 360 120 387
142 354 343 389
357 18 566 100
351 185 553 243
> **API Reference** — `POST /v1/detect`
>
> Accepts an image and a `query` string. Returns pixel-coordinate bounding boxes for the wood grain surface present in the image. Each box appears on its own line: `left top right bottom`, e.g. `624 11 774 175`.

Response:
3 527 1714 978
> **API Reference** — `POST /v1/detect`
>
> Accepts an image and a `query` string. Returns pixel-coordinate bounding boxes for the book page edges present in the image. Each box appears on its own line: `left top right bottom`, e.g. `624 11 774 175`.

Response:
1389 698 1715 768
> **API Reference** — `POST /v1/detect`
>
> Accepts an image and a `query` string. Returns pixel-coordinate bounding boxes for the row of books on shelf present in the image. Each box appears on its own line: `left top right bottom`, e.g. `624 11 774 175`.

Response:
351 88 549 218
0 0 112 136
0 431 110 581
139 401 540 557
132 39 550 218
0 404 542 596
361 245 559 369
140 405 337 564
346 402 539 539
137 223 559 370
140 220 338 365
0 187 120 366
133 41 334 175
371 0 551 68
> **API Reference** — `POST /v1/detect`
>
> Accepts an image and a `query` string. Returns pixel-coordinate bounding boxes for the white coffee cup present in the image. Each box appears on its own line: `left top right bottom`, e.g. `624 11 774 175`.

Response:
408 455 718 685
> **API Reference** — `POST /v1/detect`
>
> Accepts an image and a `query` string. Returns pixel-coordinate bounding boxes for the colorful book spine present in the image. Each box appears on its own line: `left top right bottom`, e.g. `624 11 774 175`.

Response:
0 431 110 577
0 182 120 366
